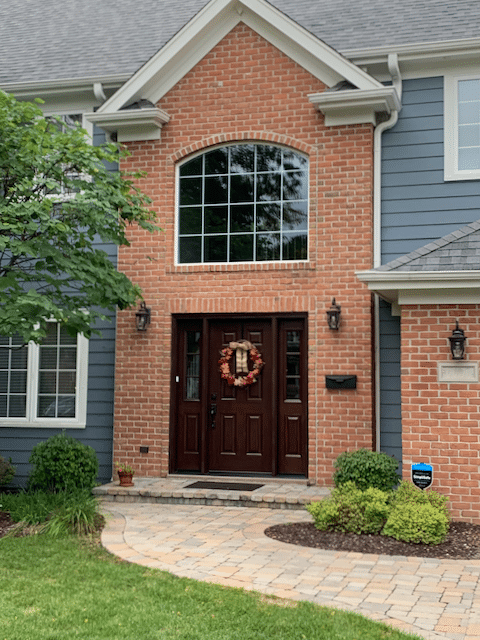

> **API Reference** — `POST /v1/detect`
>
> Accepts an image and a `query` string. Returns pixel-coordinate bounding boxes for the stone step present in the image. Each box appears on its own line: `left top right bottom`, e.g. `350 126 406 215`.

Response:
93 476 330 510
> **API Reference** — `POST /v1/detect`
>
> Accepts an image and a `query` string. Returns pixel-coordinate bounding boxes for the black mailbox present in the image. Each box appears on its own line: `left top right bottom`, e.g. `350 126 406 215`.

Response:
325 375 357 389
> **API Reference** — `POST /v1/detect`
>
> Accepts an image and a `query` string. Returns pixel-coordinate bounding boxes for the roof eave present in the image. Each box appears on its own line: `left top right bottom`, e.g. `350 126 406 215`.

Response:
357 269 480 304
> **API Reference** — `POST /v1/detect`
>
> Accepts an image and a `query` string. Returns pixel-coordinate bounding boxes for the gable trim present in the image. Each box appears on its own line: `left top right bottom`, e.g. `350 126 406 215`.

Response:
97 0 381 117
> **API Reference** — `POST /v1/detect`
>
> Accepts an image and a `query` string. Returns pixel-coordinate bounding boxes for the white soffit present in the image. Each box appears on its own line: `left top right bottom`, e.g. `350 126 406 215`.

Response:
344 39 480 81
98 0 381 116
356 269 480 304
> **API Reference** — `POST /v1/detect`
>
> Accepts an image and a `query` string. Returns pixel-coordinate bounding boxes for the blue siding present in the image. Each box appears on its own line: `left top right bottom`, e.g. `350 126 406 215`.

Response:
0 126 118 488
378 76 480 470
378 300 402 466
382 76 480 264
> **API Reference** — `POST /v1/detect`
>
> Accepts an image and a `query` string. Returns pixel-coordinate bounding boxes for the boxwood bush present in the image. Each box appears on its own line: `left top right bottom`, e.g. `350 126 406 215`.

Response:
28 432 98 492
307 480 450 545
306 482 390 534
382 481 450 545
333 448 401 492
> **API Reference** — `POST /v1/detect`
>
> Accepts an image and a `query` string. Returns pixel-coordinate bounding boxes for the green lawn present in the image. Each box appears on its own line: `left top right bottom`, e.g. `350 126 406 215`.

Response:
0 534 423 640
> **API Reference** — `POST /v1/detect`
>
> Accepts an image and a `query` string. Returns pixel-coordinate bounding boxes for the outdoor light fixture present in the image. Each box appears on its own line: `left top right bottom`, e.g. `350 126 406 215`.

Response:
135 302 151 332
449 320 466 360
326 298 341 330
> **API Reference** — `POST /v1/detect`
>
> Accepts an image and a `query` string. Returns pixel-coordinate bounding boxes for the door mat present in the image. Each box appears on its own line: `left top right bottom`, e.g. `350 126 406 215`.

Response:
184 481 264 491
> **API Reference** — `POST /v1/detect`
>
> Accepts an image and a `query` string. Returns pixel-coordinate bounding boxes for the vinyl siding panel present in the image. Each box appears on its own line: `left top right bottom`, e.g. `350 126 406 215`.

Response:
378 76 480 473
381 76 480 264
0 126 117 488
378 301 401 466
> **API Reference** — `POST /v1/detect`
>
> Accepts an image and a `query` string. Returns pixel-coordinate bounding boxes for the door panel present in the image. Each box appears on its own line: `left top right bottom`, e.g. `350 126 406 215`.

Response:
173 316 307 476
208 319 272 473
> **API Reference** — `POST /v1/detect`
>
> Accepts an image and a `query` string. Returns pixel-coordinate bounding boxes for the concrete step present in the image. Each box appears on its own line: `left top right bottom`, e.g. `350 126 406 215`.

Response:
93 475 330 510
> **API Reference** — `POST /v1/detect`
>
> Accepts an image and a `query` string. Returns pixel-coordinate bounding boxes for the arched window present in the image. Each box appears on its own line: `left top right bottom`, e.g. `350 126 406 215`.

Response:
177 144 308 263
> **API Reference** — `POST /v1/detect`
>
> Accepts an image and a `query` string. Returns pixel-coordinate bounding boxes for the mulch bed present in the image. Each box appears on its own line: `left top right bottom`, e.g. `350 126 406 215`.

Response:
0 511 18 538
264 521 480 560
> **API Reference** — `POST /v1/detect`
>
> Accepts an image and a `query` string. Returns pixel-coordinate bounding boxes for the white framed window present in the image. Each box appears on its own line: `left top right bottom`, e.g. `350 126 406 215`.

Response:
176 144 308 264
0 323 88 428
445 74 480 181
44 113 92 198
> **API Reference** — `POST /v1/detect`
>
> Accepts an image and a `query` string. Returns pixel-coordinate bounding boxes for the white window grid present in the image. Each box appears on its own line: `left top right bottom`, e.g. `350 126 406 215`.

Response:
445 73 480 181
176 143 309 264
0 323 88 429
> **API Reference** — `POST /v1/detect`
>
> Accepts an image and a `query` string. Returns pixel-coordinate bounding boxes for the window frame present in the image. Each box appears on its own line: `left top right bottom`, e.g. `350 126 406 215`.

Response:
42 112 93 199
0 324 89 429
444 73 480 181
175 143 309 265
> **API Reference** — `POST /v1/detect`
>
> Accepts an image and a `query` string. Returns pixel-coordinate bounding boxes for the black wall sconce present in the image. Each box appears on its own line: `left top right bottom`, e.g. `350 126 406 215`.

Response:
326 298 341 330
135 302 151 331
449 320 466 360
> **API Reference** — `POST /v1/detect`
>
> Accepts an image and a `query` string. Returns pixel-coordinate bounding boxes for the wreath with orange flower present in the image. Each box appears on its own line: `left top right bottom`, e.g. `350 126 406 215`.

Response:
218 346 264 387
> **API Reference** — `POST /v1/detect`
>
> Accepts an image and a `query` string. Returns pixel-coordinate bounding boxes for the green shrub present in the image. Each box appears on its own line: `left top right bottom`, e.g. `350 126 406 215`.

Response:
383 481 450 545
389 480 449 517
382 502 449 545
0 455 15 485
333 448 401 492
28 432 99 492
0 489 101 536
306 482 390 534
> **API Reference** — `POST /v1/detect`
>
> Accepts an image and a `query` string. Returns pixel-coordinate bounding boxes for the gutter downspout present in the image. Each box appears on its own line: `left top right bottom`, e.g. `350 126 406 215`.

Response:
373 53 402 452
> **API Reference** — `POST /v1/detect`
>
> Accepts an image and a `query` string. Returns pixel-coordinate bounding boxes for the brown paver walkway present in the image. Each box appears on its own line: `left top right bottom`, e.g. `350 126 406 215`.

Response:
101 502 480 640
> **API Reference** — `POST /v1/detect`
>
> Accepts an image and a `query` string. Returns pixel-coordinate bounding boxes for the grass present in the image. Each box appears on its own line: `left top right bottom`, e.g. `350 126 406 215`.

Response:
0 532 423 640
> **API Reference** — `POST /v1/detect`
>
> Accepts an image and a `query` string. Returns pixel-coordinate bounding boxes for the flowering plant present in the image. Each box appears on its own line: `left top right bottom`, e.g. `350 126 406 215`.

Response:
218 346 264 386
115 461 135 475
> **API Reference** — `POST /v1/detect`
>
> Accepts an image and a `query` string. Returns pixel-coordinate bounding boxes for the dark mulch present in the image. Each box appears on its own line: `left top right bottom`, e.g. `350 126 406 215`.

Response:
264 521 480 560
0 510 17 538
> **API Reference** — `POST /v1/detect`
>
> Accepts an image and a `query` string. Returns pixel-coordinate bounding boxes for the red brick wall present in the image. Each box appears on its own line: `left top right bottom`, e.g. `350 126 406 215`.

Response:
402 304 480 523
113 23 375 484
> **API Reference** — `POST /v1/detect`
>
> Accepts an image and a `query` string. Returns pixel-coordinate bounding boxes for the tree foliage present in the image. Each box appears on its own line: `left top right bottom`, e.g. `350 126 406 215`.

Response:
0 91 158 343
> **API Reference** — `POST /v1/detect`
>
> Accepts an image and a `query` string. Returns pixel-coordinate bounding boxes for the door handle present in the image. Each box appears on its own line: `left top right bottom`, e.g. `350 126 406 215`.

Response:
210 403 217 429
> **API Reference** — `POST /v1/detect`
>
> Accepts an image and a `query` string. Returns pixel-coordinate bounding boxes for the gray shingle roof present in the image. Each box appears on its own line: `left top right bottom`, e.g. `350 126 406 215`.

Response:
1 0 480 86
377 220 480 272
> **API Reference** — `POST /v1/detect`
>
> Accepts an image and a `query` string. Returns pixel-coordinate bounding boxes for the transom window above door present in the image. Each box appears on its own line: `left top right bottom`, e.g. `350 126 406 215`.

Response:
177 144 308 263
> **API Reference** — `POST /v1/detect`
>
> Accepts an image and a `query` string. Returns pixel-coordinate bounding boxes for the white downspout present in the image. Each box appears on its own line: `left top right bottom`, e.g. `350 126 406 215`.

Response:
373 53 402 451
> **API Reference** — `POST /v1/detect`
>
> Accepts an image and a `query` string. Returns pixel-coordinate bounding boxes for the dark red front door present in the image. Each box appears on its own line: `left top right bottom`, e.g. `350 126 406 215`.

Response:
208 319 272 473
172 316 307 476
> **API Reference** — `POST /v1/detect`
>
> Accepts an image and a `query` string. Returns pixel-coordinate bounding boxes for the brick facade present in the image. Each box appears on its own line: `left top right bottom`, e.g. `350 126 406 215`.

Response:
401 305 480 523
113 24 375 485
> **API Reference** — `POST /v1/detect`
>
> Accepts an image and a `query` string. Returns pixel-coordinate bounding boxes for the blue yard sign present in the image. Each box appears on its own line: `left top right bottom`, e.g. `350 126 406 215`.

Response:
412 463 433 490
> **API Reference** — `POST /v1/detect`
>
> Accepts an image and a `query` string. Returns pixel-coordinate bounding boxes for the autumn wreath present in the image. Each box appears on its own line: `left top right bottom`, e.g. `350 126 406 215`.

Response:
218 344 264 387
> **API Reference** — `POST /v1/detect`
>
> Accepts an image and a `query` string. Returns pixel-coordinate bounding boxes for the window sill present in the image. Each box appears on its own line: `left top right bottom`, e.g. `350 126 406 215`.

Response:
168 260 315 274
0 420 86 429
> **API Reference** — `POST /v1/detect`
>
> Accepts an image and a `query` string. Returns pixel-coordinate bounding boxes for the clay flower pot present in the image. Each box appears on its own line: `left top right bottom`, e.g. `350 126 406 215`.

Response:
117 471 134 487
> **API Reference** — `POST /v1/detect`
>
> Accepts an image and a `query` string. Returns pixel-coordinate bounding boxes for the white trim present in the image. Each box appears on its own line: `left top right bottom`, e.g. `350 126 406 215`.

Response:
0 329 89 429
356 269 480 304
43 109 94 145
97 0 381 117
444 72 480 181
309 86 400 126
86 107 170 142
